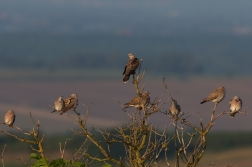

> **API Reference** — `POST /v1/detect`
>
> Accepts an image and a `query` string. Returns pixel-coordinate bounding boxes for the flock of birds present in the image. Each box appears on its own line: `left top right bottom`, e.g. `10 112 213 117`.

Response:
121 53 242 120
3 53 243 127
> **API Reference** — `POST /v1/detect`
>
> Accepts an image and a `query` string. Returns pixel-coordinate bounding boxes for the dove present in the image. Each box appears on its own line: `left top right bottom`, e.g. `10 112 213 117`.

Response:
61 94 80 115
51 96 65 113
122 53 139 83
124 91 150 110
169 99 181 120
4 110 15 127
229 96 242 118
200 86 226 104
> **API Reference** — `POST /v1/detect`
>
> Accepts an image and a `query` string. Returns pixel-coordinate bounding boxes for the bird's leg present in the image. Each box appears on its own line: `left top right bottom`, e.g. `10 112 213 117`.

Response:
132 73 136 84
210 102 218 121
74 110 80 116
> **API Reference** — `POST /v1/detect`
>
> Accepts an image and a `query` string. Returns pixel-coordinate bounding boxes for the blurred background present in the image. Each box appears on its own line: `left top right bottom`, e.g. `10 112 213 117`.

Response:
0 0 252 166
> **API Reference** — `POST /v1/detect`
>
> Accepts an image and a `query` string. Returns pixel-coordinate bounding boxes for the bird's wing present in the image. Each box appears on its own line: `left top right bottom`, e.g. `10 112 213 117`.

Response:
12 114 16 125
125 96 141 105
61 97 74 113
229 98 233 106
122 64 128 75
177 104 181 112
130 58 139 70
206 90 220 100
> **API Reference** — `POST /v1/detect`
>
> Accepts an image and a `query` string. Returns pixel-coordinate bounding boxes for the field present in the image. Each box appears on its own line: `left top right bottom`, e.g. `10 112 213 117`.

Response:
0 75 251 132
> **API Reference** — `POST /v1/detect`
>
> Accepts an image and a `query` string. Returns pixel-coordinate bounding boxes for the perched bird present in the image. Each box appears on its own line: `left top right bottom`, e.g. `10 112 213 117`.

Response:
122 53 140 83
169 99 181 120
61 94 80 115
4 110 15 127
124 91 150 110
229 96 242 118
200 86 226 104
51 96 65 113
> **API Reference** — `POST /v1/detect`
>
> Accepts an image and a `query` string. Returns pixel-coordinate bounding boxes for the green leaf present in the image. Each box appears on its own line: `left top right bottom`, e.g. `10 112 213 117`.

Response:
49 158 70 167
102 163 113 167
71 161 85 167
31 158 48 167
30 153 42 160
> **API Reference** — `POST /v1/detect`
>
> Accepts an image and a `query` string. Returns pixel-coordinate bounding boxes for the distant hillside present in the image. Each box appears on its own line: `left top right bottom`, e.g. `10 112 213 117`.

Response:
0 32 252 77
1 0 252 77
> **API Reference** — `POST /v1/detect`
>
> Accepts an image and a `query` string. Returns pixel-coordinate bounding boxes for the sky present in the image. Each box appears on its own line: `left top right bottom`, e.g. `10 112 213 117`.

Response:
1 0 252 34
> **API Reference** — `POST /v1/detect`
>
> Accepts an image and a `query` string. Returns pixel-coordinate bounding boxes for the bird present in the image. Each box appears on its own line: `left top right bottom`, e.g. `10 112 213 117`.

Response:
122 53 140 83
60 94 80 115
51 96 65 113
4 110 15 127
169 99 181 120
124 91 150 110
200 86 226 104
229 96 242 118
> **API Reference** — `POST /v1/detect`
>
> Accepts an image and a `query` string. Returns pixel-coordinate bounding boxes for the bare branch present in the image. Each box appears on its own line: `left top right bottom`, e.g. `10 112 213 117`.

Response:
12 154 28 167
1 145 6 167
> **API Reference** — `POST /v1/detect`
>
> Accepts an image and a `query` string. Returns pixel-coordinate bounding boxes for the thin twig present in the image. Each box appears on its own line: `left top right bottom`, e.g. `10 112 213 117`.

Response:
59 138 72 159
12 154 28 167
1 145 6 167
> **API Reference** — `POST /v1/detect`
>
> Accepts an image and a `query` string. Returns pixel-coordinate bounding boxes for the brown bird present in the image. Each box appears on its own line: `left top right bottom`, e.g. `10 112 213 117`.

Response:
60 94 80 115
200 86 226 104
169 99 181 120
4 110 15 127
229 96 242 118
51 96 65 113
124 91 150 110
122 53 140 83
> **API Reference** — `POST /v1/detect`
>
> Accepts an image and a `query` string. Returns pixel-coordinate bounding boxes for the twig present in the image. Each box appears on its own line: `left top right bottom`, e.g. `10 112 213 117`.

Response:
12 154 28 167
163 78 180 100
29 112 37 127
118 100 133 119
13 126 31 136
59 138 72 159
72 138 88 162
1 145 6 167
48 104 54 109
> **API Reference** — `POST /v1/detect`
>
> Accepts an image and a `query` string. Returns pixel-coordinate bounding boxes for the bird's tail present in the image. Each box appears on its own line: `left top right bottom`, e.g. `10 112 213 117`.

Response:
230 112 236 118
123 75 130 83
51 109 56 113
200 100 207 104
174 115 178 121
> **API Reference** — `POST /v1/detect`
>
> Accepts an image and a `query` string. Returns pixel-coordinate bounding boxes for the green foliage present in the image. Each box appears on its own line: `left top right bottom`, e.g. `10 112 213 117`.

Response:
30 153 43 160
102 163 113 167
49 158 70 167
70 161 85 167
29 153 85 167
30 153 48 167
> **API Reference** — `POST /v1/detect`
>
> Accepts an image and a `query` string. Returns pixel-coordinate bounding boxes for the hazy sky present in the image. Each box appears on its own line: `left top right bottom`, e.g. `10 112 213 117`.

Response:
1 0 252 35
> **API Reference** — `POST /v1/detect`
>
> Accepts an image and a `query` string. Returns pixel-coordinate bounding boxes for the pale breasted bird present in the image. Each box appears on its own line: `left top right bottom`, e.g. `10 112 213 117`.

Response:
229 96 242 118
4 110 15 127
169 99 181 120
122 53 140 83
61 94 80 115
124 91 150 110
51 96 65 113
200 86 226 104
